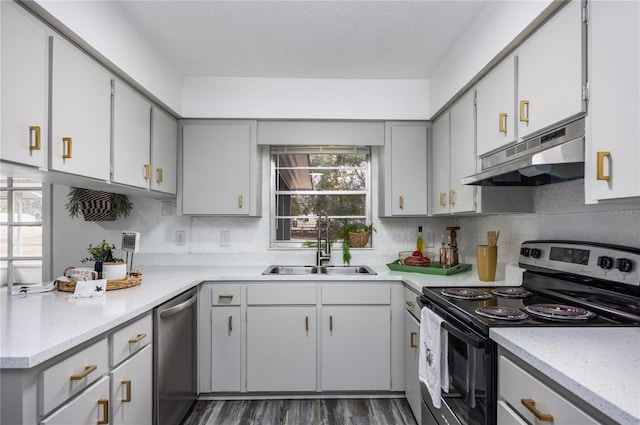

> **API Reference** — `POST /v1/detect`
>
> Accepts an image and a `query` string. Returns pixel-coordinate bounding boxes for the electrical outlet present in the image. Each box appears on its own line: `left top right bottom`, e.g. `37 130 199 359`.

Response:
425 232 434 248
220 230 230 247
162 201 172 216
176 230 186 246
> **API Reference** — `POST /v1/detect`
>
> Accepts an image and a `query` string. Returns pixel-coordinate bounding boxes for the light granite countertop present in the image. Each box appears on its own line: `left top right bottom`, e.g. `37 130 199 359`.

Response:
1 264 513 369
491 327 640 425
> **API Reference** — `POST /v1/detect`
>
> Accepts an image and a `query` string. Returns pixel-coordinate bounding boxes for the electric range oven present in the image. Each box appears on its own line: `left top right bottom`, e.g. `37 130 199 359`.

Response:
417 240 640 425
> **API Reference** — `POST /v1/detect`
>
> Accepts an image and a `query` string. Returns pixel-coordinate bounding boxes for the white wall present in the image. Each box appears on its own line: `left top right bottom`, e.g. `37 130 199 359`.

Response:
51 164 640 278
182 77 430 120
429 0 553 115
34 0 182 114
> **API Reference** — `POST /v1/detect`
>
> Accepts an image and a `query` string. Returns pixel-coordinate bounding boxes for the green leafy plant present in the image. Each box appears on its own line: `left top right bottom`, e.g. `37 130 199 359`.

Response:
334 221 376 265
66 188 133 221
82 239 123 263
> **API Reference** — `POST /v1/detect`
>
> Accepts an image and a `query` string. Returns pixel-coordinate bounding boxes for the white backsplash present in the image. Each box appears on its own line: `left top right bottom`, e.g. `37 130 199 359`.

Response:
52 179 640 276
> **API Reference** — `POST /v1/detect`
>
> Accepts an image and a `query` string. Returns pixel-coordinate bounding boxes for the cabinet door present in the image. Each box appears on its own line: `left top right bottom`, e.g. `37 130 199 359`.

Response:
41 376 110 425
385 122 429 216
211 306 241 392
517 1 585 139
449 91 477 213
110 345 152 425
151 107 178 194
431 112 451 215
182 122 255 215
0 1 49 168
246 306 316 391
50 35 111 180
585 0 640 202
476 56 517 157
404 311 421 424
321 306 390 391
112 80 152 189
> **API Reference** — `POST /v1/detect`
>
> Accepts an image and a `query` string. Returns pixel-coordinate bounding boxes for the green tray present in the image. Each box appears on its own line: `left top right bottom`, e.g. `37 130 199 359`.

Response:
386 260 472 275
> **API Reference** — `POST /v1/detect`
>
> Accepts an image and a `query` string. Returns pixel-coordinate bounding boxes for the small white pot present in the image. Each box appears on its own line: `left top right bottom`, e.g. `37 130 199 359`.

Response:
102 262 127 280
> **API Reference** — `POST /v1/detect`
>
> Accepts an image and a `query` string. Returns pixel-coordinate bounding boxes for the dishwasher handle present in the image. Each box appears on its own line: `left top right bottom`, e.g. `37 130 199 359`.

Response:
159 293 197 319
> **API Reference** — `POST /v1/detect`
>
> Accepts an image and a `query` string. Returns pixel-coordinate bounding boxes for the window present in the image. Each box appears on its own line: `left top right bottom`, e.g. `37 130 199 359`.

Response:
0 178 43 286
271 146 371 247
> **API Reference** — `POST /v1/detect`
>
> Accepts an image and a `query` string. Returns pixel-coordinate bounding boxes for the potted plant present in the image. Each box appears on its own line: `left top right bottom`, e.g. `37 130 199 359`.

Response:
335 221 376 265
82 239 124 276
66 187 133 221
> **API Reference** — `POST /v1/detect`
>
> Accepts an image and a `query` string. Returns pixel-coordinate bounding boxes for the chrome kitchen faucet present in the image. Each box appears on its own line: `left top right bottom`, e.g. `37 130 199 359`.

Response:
316 214 331 266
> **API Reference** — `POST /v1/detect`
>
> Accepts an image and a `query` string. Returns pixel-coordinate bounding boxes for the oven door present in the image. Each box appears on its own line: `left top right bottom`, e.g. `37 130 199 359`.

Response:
418 296 496 425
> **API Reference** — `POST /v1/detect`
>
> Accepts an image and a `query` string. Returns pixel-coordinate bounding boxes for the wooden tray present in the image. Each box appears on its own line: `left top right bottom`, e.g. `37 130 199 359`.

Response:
386 260 472 275
57 270 142 292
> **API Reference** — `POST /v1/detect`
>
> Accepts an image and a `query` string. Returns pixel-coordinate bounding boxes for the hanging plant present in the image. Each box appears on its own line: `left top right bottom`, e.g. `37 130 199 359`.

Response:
66 188 133 221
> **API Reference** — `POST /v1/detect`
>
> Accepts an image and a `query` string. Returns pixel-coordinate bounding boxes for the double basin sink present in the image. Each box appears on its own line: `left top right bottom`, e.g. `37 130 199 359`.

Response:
263 265 376 275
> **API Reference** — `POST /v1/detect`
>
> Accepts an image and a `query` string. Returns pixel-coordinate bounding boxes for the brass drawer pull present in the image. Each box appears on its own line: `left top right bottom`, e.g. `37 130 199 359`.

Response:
521 398 553 422
499 112 508 133
238 195 243 209
410 332 418 348
399 196 404 209
405 301 416 308
218 294 234 300
156 168 164 183
144 164 151 180
128 333 147 344
70 364 97 380
519 99 530 123
228 316 233 332
439 192 446 207
449 190 456 206
98 399 109 424
305 315 309 332
29 126 41 151
329 315 333 332
597 151 611 181
62 137 73 159
121 379 132 402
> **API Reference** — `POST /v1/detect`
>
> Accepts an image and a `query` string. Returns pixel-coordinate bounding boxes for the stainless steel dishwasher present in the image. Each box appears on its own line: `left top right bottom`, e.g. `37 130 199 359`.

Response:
154 288 197 425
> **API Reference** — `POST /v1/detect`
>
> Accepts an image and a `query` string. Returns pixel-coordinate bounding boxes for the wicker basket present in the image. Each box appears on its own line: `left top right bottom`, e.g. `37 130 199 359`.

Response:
78 189 116 221
57 270 142 292
348 231 371 248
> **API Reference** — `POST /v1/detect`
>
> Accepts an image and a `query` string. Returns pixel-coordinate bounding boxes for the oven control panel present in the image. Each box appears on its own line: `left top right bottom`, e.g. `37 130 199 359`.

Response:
519 241 640 286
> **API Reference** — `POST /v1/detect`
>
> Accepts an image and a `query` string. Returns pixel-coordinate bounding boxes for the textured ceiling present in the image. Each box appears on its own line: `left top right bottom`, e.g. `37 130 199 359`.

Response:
114 0 489 79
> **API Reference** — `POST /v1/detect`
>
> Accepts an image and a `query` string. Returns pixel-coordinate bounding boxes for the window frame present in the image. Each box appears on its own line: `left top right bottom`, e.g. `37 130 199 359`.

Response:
270 146 372 248
0 177 47 287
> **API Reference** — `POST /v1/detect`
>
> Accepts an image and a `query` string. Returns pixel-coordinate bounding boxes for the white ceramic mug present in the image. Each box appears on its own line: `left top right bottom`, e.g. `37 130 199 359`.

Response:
102 262 127 280
65 267 98 281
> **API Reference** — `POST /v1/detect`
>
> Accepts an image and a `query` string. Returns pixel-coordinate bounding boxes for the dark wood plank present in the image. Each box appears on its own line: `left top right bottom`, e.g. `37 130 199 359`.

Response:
181 398 417 425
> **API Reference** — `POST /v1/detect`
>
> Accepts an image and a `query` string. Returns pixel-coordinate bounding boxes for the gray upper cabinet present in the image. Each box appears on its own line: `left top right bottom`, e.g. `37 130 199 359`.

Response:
516 0 585 139
150 108 178 195
380 122 429 217
112 80 152 189
181 120 260 215
0 1 49 169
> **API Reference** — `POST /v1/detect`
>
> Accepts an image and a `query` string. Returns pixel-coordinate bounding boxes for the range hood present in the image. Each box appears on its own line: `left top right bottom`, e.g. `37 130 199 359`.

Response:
462 117 585 186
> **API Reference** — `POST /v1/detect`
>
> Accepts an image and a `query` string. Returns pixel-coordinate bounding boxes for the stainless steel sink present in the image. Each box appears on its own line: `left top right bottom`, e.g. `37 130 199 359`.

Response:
263 265 320 275
262 265 376 275
321 265 377 275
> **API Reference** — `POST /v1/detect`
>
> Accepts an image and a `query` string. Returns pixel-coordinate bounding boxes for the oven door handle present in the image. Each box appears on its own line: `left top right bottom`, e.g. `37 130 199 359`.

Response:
442 321 485 349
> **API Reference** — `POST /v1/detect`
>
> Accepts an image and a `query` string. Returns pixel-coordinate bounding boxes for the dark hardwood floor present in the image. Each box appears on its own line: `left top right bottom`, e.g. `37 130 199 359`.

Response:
181 398 418 425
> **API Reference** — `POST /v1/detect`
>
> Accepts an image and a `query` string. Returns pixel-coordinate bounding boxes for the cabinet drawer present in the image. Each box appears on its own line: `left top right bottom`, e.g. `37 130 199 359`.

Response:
40 338 108 416
40 376 110 425
211 285 241 305
110 313 152 367
247 284 316 305
322 283 390 305
404 287 420 319
499 355 600 425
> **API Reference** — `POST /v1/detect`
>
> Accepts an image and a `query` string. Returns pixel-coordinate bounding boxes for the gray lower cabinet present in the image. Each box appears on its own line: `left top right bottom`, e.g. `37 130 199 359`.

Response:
199 281 403 394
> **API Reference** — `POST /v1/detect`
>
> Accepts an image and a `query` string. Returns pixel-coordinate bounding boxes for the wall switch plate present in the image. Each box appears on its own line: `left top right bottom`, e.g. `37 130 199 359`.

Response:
176 230 186 246
162 201 172 216
425 232 434 248
220 230 230 247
